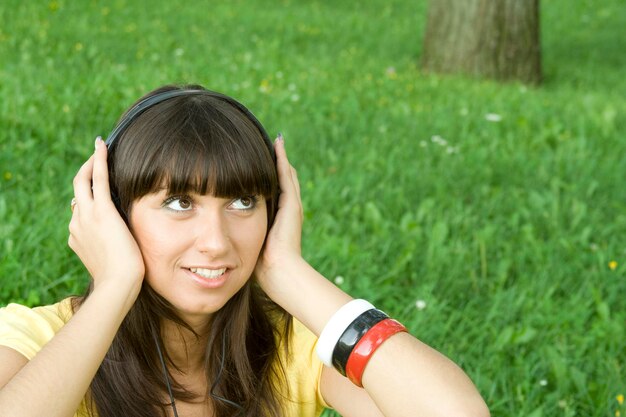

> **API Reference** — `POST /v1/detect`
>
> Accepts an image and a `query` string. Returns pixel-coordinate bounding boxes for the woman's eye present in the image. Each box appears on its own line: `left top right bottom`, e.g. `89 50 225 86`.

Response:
163 196 193 212
230 196 258 210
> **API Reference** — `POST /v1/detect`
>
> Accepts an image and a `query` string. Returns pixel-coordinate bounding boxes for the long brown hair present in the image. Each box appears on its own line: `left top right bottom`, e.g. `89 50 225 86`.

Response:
74 85 290 417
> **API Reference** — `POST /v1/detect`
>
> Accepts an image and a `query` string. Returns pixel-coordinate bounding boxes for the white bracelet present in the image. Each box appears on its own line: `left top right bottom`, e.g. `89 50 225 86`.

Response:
315 299 375 367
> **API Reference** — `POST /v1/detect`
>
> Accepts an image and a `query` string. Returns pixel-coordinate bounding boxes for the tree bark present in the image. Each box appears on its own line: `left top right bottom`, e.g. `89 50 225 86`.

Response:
421 0 542 85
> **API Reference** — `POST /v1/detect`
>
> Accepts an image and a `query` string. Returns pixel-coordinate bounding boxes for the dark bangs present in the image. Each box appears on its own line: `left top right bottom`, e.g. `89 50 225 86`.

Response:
109 93 278 217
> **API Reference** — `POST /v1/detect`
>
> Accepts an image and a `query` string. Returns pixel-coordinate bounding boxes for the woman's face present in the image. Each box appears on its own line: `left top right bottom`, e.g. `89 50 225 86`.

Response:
129 189 267 322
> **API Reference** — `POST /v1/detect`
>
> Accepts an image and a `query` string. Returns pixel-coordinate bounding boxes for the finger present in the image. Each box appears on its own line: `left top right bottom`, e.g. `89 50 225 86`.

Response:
92 136 112 203
289 166 304 219
69 199 79 219
73 154 95 205
290 166 301 201
68 204 80 247
274 135 298 197
274 135 291 188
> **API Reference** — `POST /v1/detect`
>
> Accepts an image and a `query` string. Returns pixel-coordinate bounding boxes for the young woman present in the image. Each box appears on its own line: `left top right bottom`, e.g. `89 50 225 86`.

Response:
0 85 489 417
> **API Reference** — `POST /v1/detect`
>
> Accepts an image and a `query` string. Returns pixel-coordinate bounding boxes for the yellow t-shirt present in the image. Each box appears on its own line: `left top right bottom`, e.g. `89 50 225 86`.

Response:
0 298 329 417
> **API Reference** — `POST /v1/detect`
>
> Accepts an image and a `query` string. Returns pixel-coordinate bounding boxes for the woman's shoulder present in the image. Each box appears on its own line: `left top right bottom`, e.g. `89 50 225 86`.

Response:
0 297 74 326
0 297 75 359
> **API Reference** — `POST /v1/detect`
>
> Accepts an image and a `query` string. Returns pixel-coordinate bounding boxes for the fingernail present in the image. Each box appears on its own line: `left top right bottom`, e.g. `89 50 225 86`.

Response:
94 136 102 152
275 132 284 143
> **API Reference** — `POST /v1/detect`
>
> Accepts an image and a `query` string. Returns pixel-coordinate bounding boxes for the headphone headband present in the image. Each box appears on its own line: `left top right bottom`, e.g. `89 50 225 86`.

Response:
104 88 274 159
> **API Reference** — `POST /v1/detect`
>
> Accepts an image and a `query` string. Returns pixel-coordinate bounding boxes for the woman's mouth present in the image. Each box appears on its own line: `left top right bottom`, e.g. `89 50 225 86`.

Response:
189 267 227 279
185 267 230 289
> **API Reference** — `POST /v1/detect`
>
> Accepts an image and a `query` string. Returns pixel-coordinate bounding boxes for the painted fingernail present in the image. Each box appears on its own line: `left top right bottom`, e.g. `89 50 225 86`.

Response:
275 132 284 143
94 136 102 152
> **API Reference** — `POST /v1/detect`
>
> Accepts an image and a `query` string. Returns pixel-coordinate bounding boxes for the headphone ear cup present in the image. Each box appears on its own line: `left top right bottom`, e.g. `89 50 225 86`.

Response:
110 190 129 223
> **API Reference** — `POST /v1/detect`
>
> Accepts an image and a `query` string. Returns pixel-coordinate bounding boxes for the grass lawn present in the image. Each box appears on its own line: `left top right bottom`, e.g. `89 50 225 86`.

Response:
1 1 625 416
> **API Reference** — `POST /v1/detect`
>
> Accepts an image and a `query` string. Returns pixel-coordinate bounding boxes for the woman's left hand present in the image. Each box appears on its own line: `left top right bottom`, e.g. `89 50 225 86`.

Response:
255 135 304 287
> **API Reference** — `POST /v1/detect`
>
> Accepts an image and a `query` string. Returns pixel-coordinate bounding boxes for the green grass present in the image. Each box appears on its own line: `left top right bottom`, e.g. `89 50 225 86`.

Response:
1 1 625 416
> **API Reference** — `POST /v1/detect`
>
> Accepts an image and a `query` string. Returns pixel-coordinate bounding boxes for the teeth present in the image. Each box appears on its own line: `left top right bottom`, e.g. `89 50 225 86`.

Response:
190 267 226 279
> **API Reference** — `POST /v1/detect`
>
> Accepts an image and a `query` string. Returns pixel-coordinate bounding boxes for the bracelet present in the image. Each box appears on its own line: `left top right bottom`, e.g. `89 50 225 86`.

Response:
315 299 375 367
331 309 388 376
345 318 408 387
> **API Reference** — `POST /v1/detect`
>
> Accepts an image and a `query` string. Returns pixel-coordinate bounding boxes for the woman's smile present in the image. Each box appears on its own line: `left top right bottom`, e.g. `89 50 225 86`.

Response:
187 266 227 279
184 266 229 289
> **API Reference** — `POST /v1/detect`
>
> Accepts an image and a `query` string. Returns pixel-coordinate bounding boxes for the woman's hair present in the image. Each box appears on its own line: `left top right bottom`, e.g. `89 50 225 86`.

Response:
73 85 291 417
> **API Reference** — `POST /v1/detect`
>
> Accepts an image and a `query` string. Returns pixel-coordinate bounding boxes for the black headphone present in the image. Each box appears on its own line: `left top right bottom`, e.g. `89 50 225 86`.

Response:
105 88 275 159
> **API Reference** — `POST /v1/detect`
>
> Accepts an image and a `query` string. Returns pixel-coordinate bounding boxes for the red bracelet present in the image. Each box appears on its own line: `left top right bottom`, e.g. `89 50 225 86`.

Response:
345 318 407 387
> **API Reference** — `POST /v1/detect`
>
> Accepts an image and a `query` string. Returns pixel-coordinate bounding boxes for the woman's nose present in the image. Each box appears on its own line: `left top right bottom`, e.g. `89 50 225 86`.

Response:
194 211 231 256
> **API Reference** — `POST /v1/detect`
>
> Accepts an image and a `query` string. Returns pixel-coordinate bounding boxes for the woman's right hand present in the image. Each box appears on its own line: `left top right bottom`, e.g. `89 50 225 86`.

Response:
68 137 144 298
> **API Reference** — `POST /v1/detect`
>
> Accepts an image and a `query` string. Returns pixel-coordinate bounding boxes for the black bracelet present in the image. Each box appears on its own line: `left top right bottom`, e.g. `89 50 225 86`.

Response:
331 308 388 376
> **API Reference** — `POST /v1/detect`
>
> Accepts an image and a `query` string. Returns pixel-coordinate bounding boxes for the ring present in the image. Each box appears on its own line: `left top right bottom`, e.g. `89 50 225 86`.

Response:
70 197 77 212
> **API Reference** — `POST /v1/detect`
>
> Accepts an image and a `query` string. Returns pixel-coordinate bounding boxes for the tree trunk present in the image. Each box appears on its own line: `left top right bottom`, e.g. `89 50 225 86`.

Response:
421 0 542 85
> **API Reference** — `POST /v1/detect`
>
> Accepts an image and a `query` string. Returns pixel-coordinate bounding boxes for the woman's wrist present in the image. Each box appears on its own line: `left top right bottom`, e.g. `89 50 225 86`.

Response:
91 275 142 313
258 256 352 335
256 252 303 290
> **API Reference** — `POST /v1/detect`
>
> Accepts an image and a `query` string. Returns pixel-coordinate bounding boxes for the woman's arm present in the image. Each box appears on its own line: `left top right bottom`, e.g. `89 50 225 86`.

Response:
0 138 144 417
256 136 490 417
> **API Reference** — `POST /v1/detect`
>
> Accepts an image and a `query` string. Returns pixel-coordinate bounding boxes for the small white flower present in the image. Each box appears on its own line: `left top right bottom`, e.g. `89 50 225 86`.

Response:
485 113 502 122
430 135 447 146
334 276 345 285
385 67 397 79
539 379 548 386
415 300 427 310
174 48 184 57
290 94 300 102
259 79 270 93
